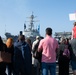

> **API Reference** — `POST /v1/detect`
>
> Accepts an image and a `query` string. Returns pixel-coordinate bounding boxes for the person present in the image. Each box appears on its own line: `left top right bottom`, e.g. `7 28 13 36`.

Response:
26 38 32 50
38 27 58 75
32 36 40 75
71 22 76 39
6 38 14 75
70 38 76 75
13 35 32 75
0 36 7 75
70 22 76 75
58 38 70 75
32 36 40 51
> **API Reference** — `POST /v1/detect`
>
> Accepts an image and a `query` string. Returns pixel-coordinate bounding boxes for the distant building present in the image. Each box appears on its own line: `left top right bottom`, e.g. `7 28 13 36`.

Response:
54 32 72 41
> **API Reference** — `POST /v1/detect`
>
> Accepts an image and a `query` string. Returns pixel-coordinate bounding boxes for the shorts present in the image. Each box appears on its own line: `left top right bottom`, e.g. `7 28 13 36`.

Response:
71 60 76 70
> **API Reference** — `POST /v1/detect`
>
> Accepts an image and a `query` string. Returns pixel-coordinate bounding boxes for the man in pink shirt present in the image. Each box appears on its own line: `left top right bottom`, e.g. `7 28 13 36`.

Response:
38 27 58 75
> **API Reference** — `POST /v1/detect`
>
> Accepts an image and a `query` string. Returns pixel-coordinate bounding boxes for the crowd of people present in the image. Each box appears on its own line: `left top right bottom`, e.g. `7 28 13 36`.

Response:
0 22 76 75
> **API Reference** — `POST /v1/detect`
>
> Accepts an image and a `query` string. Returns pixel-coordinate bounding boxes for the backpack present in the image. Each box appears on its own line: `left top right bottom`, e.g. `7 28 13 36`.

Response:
63 45 70 58
63 48 70 58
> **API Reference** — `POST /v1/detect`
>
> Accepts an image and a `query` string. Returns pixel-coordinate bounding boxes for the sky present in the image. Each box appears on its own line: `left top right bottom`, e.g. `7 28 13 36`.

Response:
0 0 76 38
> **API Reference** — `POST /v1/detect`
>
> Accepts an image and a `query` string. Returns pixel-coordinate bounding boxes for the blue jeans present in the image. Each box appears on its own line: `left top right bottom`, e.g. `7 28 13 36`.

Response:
42 62 56 75
71 60 76 70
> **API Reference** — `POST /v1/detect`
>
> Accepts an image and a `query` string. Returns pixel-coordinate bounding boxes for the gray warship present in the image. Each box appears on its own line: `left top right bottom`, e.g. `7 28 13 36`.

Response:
5 13 41 42
23 12 41 42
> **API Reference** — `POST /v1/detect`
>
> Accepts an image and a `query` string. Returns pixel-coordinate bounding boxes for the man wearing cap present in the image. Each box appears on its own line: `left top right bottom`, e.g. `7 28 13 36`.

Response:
32 36 40 75
32 36 40 50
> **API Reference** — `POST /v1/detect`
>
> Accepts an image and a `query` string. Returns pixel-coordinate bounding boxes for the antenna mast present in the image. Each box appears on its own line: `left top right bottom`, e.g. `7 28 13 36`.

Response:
25 12 39 31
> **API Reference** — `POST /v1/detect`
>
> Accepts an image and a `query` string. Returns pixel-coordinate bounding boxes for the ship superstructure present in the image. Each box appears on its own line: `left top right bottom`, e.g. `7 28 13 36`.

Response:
23 13 40 42
5 13 40 42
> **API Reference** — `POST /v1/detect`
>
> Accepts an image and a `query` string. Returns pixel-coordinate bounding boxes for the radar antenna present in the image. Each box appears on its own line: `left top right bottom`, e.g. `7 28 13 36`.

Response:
24 12 39 31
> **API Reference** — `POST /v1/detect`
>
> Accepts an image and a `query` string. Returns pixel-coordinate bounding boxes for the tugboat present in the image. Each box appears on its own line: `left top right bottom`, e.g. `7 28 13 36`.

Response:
5 13 41 42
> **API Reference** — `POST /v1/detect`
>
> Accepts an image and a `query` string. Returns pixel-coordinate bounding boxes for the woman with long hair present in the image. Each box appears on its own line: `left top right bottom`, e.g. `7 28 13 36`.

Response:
6 38 14 75
58 38 70 75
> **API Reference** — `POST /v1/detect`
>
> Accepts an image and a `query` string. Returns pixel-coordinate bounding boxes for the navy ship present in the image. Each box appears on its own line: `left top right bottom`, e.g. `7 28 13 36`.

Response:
5 13 41 42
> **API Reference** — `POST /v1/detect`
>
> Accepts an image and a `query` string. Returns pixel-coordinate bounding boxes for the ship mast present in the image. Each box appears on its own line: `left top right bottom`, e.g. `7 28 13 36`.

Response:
29 12 35 31
24 12 38 31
